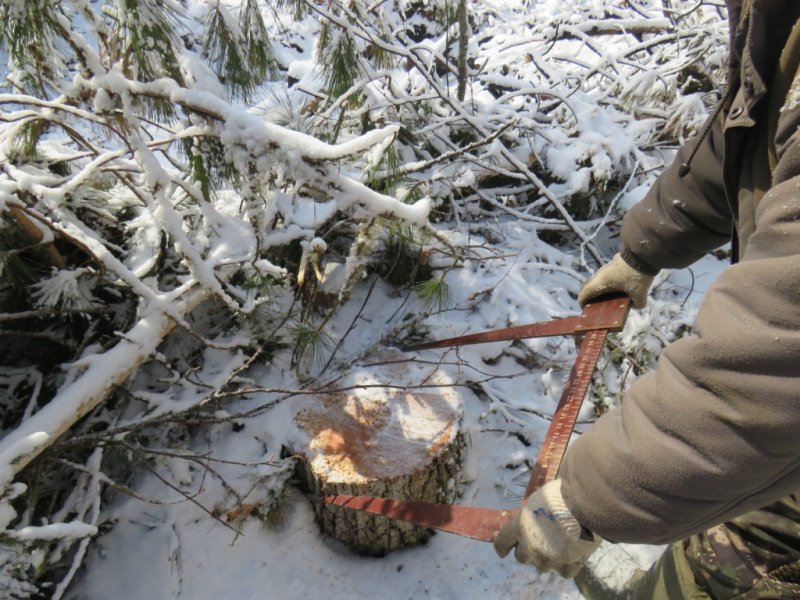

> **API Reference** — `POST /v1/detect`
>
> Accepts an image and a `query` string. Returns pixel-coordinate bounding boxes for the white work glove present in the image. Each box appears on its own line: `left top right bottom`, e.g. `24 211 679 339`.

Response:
578 253 655 309
493 480 601 578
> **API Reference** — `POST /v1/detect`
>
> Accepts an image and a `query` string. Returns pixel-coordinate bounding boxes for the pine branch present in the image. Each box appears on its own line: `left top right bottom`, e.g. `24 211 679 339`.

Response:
143 461 242 536
0 330 74 347
303 0 605 265
6 206 66 269
0 284 208 480
203 1 274 101
394 118 517 177
0 308 102 322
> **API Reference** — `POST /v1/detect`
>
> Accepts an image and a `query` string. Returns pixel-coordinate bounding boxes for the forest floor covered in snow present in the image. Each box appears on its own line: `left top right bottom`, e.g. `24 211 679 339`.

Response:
0 0 732 597
70 237 725 599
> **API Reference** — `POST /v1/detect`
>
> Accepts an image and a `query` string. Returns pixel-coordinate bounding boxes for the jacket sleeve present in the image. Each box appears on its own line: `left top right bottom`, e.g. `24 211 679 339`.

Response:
620 116 733 275
560 171 800 544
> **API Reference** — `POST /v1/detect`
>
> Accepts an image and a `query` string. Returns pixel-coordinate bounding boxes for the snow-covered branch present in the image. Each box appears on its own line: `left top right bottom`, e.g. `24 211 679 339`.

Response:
0 0 727 594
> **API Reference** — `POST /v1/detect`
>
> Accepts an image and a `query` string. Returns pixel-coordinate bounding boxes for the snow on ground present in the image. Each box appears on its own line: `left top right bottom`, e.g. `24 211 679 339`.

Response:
69 217 727 598
75 498 580 599
0 1 731 597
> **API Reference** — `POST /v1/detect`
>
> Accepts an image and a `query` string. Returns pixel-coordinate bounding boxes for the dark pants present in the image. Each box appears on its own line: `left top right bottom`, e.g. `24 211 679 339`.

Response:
630 494 800 599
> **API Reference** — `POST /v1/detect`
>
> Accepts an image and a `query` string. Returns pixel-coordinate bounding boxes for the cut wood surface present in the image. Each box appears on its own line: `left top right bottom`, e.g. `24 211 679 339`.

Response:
295 350 465 556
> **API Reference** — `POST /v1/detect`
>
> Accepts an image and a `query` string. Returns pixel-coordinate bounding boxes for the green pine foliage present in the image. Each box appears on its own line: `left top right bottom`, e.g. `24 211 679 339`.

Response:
203 1 276 101
317 20 360 100
0 0 60 94
274 0 308 21
366 144 402 194
241 0 278 85
381 224 433 287
0 541 41 599
105 0 183 117
416 275 452 314
105 0 181 78
7 120 46 163
289 322 335 375
183 136 240 200
260 484 295 530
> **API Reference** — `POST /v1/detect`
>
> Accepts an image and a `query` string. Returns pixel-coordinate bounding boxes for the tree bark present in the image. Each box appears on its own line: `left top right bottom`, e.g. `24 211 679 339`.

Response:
295 353 465 556
8 205 66 269
457 0 469 102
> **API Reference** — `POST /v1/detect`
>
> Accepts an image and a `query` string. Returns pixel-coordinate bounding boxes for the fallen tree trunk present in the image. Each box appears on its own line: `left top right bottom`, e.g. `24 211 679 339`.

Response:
295 351 465 556
0 285 207 485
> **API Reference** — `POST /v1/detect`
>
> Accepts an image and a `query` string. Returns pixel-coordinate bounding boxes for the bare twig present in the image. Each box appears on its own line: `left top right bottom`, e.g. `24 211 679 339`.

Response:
0 308 103 322
143 462 241 536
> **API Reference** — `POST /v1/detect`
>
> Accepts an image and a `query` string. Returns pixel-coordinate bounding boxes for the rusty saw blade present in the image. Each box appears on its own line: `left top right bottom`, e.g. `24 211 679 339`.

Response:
323 496 516 542
403 295 629 351
323 295 632 543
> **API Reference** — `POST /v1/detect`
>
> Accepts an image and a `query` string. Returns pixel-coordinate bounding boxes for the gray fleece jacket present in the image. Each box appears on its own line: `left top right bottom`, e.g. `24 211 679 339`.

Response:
560 0 800 544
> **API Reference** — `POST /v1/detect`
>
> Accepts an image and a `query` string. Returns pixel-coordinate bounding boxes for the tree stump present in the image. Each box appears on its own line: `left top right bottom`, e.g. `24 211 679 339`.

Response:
295 350 465 556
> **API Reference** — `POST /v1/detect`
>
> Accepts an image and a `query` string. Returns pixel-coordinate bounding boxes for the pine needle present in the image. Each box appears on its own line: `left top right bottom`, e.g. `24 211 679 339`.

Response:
289 323 335 375
416 276 453 313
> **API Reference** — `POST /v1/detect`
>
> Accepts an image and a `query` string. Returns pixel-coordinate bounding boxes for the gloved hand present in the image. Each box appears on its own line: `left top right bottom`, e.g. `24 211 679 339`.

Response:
578 253 655 309
493 479 600 578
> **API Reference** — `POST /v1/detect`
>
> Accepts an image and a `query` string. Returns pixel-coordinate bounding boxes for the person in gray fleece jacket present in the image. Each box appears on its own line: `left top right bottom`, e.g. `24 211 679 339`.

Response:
493 1 800 597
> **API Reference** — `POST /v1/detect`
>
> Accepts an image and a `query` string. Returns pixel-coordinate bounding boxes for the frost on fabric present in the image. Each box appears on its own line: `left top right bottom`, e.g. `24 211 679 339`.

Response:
784 72 800 112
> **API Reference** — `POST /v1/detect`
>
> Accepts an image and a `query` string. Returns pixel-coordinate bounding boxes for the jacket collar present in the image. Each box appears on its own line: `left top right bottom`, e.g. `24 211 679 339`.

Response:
726 0 800 112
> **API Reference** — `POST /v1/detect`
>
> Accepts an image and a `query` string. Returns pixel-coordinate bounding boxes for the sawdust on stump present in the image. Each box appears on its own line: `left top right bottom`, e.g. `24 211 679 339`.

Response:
295 351 465 556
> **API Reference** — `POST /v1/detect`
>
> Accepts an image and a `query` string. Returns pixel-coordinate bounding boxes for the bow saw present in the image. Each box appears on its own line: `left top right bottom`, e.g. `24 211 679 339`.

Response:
323 295 632 542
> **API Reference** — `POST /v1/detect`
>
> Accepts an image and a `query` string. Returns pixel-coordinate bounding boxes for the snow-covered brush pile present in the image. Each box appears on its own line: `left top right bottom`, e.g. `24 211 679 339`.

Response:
288 0 728 255
0 0 727 597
